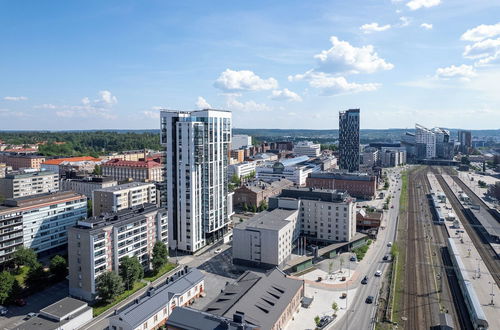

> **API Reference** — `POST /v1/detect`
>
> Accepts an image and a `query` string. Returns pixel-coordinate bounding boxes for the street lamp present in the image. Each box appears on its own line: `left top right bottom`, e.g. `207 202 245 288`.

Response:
489 281 495 306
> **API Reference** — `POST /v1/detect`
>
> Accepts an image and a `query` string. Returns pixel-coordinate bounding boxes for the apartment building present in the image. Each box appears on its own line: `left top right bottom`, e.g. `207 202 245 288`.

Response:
339 109 360 172
271 188 357 243
0 207 23 265
0 171 59 199
60 174 117 198
0 154 46 170
293 141 321 157
306 172 377 199
415 124 437 159
102 159 163 182
109 267 204 330
67 204 168 301
2 191 87 254
92 181 157 216
228 161 256 179
233 209 299 268
229 149 245 163
160 109 231 253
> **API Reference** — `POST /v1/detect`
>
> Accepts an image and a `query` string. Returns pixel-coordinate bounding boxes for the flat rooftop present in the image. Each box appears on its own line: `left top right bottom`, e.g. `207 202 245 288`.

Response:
237 209 298 231
40 297 87 320
3 191 85 208
95 181 155 192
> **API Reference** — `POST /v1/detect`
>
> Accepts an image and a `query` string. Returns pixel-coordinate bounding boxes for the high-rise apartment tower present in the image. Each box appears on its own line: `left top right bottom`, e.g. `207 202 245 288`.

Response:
339 109 360 172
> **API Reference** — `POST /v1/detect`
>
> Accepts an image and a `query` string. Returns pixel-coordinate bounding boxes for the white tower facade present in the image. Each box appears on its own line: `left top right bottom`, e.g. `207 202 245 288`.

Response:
160 109 231 253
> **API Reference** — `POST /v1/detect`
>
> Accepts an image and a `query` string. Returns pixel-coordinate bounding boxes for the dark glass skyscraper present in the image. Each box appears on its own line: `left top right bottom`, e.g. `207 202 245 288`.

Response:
339 109 360 172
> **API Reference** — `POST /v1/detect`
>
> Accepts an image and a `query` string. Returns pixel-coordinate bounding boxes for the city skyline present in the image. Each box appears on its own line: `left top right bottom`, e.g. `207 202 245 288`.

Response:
1 1 500 130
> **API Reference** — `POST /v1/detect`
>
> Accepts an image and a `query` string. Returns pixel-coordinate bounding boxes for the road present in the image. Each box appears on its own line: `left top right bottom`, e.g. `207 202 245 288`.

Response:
332 166 405 330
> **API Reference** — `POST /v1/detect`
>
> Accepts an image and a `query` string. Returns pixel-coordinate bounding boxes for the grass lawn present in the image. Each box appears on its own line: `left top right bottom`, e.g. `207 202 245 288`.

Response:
93 281 147 317
143 262 177 283
14 266 30 287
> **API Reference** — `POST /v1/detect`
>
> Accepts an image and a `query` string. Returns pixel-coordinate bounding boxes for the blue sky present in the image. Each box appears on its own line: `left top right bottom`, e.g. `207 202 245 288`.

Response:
1 0 499 130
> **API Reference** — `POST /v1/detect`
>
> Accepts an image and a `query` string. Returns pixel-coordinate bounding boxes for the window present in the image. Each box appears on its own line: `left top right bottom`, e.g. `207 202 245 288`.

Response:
143 322 147 329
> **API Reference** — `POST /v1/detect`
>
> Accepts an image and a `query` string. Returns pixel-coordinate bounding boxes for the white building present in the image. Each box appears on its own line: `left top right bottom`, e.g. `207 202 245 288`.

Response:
232 134 252 150
92 181 157 216
0 170 59 199
415 124 436 159
68 204 168 301
293 141 321 157
60 175 117 198
380 147 407 167
256 156 321 186
228 161 256 179
160 109 231 253
232 209 299 268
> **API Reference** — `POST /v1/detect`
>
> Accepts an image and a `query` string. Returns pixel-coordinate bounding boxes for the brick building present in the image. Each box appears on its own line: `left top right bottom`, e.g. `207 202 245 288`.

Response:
356 208 383 230
102 159 163 182
233 179 293 208
306 172 377 199
0 154 46 170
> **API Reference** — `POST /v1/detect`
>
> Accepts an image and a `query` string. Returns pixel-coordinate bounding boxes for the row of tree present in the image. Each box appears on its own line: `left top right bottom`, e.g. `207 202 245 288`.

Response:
95 241 169 304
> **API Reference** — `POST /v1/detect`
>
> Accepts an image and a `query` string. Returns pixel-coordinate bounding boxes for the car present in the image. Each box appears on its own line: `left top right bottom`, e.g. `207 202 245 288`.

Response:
375 270 382 277
317 316 334 329
361 276 369 284
387 242 392 247
383 255 389 261
340 293 347 299
349 256 356 262
26 312 37 318
0 306 8 316
214 248 222 254
15 298 26 306
365 296 374 304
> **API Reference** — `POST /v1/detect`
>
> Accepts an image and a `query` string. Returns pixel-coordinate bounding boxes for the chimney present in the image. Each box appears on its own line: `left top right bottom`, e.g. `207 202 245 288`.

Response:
233 311 245 324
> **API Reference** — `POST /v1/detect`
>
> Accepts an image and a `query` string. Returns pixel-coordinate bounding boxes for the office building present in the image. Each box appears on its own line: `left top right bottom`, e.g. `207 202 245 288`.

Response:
92 181 157 216
233 209 299 268
360 148 379 168
232 134 252 150
256 156 321 186
293 141 321 158
68 204 168 301
202 269 304 330
41 157 102 175
19 297 92 330
109 267 204 330
339 109 360 172
400 132 417 159
102 159 163 182
380 148 407 167
2 191 87 254
228 162 256 180
271 188 357 243
306 172 377 199
160 109 231 253
0 207 23 265
233 179 293 209
415 124 436 159
60 174 117 198
458 130 472 154
0 171 59 199
0 154 45 170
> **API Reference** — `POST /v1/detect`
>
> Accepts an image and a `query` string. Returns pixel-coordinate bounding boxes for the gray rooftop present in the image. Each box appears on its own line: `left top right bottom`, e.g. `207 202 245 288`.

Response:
236 209 298 231
94 181 155 192
40 297 88 321
308 172 376 181
4 171 57 179
204 269 303 329
166 307 259 330
110 268 204 328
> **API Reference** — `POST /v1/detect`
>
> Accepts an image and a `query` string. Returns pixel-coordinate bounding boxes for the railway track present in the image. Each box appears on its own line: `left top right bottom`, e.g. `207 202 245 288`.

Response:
433 170 500 288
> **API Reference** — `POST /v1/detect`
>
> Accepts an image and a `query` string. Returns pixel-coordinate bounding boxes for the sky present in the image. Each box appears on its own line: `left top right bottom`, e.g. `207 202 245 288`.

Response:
1 0 500 130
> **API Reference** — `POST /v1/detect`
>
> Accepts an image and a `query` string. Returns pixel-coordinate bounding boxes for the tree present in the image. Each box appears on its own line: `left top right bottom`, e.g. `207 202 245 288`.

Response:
93 164 102 175
152 241 169 274
230 174 241 187
87 199 93 217
332 302 339 315
119 256 143 290
9 279 23 302
26 263 49 289
96 271 124 303
339 256 345 272
328 261 334 276
12 247 38 269
251 204 257 213
0 271 15 305
242 203 248 212
49 255 68 281
258 200 268 212
461 156 470 165
314 316 321 326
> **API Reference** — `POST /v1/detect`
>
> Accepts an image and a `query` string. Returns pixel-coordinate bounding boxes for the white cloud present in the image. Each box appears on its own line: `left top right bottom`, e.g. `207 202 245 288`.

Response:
406 0 441 11
270 89 302 102
399 16 411 27
3 96 27 101
314 36 394 74
214 69 278 92
420 23 433 30
360 23 391 34
143 110 160 119
435 64 476 80
34 104 57 109
225 94 271 112
0 108 27 117
461 23 500 42
463 38 500 59
55 90 118 119
196 96 212 109
289 70 379 96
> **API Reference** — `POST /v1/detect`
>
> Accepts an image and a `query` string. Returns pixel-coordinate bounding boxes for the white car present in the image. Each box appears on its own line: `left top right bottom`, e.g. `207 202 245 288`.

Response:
375 270 382 277
26 312 37 318
214 248 223 254
387 242 392 247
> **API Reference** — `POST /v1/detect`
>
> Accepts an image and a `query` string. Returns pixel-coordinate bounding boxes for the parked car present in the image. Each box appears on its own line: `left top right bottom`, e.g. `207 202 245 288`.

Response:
383 255 389 261
317 315 334 329
375 270 382 277
365 296 374 304
361 276 369 284
387 242 392 247
214 248 222 254
26 312 37 318
15 298 26 307
349 256 356 262
0 306 8 316
340 293 347 299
